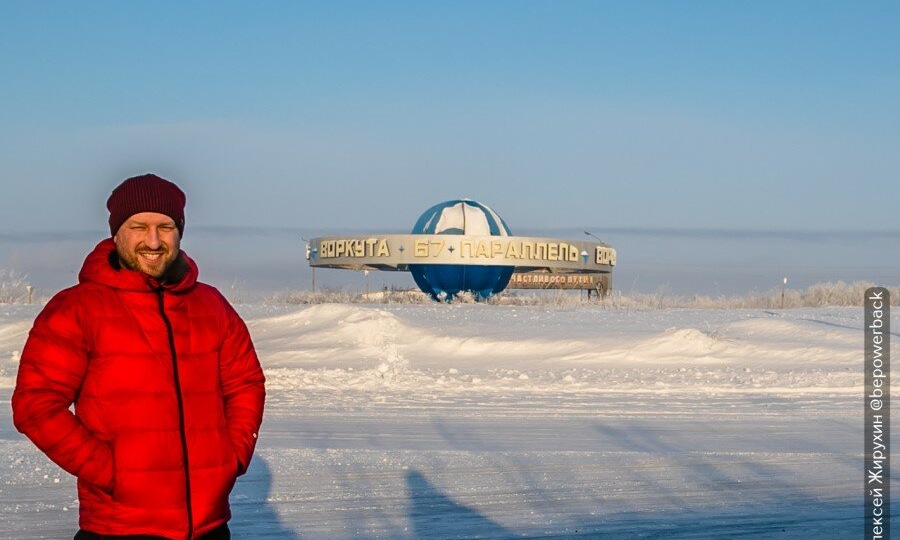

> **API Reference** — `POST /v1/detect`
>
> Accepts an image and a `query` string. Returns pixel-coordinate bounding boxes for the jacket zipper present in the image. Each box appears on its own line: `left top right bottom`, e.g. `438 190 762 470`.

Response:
157 288 194 539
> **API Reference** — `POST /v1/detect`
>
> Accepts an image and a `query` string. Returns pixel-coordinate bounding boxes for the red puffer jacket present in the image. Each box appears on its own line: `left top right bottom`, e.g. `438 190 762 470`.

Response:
12 239 266 539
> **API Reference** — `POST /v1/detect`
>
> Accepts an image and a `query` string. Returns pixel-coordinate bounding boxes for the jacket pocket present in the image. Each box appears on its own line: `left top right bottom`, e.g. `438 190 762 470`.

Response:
82 439 115 495
104 443 117 496
229 440 243 476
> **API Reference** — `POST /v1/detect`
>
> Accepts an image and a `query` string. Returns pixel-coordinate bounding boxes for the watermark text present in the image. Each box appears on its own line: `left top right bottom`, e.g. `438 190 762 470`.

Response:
865 287 890 540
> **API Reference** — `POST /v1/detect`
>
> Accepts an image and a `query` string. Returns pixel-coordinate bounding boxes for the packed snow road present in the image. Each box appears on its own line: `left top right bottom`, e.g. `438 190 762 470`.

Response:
0 303 894 538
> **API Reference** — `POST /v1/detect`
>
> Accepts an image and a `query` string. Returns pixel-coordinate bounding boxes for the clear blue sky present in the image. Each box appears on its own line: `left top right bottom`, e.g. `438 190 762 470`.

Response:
1 2 899 295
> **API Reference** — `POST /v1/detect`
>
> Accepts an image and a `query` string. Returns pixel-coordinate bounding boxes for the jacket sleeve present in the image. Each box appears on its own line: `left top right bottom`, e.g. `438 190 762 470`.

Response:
11 291 115 492
218 297 266 475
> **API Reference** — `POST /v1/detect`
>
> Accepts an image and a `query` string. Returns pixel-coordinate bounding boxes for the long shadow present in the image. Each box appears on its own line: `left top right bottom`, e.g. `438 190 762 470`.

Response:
591 420 861 536
406 469 517 540
229 455 301 538
798 315 900 336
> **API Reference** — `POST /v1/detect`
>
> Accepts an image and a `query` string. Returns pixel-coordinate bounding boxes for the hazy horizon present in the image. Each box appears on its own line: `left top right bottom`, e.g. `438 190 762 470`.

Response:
2 223 896 300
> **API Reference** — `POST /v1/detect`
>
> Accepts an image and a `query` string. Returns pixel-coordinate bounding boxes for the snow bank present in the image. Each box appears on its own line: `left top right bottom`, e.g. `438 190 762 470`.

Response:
0 303 863 397
236 304 864 400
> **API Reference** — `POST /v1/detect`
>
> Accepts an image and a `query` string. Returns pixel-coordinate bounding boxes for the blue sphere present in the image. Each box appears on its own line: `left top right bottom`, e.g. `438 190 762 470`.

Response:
409 200 514 301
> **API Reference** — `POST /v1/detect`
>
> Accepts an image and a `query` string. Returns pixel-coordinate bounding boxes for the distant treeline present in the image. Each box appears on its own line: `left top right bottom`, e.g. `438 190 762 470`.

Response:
263 280 899 309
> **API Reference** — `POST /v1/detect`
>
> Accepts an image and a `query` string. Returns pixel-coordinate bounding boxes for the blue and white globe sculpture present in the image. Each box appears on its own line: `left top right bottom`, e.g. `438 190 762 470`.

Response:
409 199 515 301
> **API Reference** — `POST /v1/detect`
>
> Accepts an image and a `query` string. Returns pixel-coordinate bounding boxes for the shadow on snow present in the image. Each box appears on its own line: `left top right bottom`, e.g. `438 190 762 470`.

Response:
230 456 301 539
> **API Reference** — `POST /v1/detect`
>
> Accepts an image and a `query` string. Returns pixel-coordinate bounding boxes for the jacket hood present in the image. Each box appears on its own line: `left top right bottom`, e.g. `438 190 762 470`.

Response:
78 238 199 293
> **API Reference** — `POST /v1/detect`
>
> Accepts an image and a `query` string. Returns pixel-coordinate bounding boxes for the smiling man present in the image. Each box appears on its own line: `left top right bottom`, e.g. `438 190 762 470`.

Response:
115 212 181 278
12 174 266 540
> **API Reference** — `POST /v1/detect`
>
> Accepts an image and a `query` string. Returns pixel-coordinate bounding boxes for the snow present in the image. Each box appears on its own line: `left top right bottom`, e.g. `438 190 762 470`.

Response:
0 302 895 538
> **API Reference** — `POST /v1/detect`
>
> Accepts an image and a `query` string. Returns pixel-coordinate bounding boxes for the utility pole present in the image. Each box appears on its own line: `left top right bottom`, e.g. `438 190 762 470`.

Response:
302 237 316 293
584 231 605 301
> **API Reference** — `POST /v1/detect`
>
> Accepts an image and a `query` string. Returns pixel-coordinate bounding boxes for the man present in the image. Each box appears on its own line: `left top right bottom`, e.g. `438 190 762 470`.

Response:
12 174 266 540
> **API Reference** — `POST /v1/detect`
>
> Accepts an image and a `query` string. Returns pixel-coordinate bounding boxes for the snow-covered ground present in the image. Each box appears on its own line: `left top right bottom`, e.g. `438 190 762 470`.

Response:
0 302 895 538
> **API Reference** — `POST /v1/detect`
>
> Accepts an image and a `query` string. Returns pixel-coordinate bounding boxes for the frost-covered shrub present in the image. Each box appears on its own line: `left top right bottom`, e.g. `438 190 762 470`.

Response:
263 280 899 308
0 269 32 304
265 288 431 305
799 280 877 307
611 281 899 309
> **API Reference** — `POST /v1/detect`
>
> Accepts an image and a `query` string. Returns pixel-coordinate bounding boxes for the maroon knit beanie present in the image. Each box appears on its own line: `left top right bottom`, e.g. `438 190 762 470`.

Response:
107 174 186 236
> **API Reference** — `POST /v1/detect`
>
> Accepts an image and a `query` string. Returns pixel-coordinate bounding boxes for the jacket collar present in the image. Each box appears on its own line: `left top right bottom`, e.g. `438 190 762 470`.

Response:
78 238 199 293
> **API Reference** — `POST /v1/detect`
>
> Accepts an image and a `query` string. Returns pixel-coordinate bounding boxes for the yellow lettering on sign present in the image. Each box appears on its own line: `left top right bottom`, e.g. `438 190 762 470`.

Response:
548 243 559 261
414 239 444 257
377 239 390 257
415 239 429 257
320 238 393 259
522 242 534 260
491 241 504 257
596 247 614 265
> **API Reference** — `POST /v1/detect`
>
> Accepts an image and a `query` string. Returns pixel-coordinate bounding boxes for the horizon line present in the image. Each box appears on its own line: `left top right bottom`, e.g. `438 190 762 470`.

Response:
1 225 899 244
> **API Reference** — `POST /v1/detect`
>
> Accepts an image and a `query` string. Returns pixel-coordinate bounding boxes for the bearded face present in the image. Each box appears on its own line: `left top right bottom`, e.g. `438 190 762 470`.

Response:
114 212 181 278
